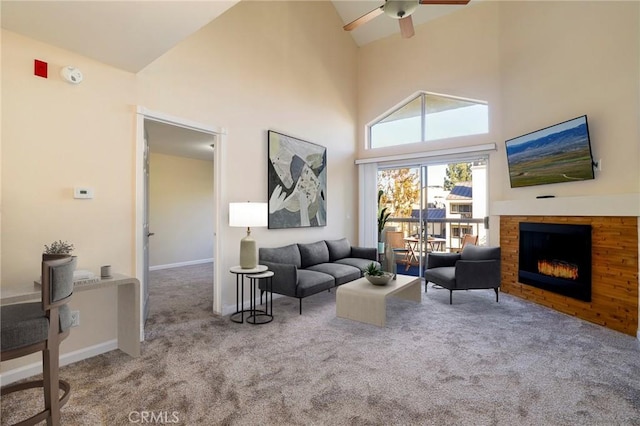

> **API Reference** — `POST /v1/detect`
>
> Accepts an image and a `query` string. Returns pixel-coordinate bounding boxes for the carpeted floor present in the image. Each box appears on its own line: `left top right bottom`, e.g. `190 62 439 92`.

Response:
2 263 640 425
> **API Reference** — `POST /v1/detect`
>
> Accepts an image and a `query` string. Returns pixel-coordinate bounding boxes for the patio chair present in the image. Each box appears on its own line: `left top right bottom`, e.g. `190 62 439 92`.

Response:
385 231 410 271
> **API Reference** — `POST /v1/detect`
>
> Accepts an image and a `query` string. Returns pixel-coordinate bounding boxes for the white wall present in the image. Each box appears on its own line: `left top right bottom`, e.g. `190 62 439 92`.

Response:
149 153 214 268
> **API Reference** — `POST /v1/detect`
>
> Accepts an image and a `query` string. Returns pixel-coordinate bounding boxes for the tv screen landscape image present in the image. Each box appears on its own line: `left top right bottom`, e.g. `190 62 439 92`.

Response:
505 115 595 188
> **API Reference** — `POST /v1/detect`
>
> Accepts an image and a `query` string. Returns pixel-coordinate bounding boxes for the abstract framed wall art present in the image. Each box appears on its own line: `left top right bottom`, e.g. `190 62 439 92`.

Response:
267 130 327 229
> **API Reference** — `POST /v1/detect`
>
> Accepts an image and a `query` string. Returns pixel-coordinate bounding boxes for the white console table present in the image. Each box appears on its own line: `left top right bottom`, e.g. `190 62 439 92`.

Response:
1 273 140 358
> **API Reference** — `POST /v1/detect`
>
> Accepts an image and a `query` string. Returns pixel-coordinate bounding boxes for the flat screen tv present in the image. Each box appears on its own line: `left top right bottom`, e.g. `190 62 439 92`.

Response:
505 115 595 188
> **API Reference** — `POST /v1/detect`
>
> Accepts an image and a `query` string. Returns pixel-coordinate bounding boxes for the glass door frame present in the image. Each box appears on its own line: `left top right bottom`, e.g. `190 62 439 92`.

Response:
377 155 489 278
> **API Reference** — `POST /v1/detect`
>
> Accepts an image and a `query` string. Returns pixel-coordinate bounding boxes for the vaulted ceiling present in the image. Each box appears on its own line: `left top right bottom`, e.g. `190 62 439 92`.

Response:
1 0 472 160
1 0 472 73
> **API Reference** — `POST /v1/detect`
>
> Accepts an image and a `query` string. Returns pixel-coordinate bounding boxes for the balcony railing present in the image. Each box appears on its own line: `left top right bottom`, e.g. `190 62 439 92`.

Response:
384 217 485 252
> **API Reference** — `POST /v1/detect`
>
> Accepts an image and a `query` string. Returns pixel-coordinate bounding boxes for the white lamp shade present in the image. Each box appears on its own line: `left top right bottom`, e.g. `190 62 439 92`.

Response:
229 202 268 228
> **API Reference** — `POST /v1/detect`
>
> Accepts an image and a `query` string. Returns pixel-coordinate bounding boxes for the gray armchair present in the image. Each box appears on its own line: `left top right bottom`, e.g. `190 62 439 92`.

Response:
424 245 501 304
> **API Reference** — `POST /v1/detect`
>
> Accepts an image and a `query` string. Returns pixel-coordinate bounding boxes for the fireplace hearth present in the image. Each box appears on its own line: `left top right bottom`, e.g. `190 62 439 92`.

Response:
519 222 592 302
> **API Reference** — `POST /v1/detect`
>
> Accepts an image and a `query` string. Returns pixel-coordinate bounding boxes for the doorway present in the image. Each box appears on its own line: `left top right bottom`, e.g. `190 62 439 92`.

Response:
135 107 224 339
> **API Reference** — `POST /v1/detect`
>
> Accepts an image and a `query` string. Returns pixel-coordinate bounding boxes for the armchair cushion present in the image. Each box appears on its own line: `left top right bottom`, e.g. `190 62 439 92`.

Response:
426 252 461 269
460 244 500 261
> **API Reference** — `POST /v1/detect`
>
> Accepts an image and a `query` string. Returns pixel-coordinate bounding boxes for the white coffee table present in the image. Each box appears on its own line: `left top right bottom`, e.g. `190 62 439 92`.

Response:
336 274 421 327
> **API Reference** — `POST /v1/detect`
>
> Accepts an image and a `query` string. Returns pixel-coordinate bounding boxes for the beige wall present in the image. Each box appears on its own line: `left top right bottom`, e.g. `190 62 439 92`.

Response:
1 0 358 372
1 31 137 373
499 1 640 200
1 30 137 284
356 1 639 244
137 1 359 308
149 153 214 267
357 1 501 159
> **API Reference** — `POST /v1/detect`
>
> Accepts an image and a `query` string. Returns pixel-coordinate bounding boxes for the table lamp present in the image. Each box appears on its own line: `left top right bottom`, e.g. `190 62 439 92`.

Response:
229 202 268 269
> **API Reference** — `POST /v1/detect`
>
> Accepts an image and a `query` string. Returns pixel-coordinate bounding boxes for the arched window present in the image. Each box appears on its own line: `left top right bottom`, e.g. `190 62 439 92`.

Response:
368 92 488 149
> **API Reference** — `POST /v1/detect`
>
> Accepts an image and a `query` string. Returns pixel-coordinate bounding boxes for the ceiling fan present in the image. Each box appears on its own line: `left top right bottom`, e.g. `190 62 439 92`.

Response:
343 0 471 39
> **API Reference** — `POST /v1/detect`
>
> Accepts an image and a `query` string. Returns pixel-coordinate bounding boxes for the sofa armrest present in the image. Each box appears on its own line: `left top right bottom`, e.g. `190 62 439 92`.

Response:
427 252 461 269
261 261 298 297
350 246 377 261
455 259 501 290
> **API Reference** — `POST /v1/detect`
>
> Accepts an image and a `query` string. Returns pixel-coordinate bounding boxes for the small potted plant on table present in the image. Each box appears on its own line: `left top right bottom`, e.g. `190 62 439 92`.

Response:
43 240 74 261
364 262 394 286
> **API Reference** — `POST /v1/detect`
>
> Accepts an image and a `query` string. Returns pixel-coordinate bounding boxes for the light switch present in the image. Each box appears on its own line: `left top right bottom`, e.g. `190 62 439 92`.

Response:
74 187 94 199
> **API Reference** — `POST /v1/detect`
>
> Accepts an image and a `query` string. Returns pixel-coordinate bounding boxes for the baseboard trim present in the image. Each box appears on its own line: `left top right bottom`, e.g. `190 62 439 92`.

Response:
0 339 118 386
149 258 213 271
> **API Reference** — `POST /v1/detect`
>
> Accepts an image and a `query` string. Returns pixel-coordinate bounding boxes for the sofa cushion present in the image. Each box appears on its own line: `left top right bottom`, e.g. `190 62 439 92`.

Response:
295 270 335 298
307 263 361 285
298 241 330 268
335 258 380 273
259 244 301 269
460 245 500 261
325 238 352 261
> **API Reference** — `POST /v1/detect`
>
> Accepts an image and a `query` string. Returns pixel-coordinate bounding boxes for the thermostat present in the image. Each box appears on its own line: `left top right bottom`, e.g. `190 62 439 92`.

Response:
74 187 94 199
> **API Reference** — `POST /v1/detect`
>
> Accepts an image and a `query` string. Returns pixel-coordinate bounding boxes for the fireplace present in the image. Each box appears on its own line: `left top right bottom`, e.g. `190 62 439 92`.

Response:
519 222 592 302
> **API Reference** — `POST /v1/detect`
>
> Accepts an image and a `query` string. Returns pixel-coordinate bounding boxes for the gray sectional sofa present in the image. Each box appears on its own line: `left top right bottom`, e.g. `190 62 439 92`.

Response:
258 238 379 314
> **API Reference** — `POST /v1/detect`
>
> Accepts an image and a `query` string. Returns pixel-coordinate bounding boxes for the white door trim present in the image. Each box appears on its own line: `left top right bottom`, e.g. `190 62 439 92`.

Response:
135 106 226 339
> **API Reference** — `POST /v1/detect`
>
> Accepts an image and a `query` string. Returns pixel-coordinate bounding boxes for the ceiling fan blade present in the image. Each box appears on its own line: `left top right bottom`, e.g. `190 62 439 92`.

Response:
399 15 415 38
419 0 471 4
343 5 384 32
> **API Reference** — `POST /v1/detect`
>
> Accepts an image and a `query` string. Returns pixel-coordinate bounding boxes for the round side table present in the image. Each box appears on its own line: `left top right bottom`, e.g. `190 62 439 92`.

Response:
246 271 274 325
229 265 267 324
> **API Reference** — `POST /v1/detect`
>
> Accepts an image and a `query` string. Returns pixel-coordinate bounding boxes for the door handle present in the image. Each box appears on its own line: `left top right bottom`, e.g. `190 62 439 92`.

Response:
147 232 155 237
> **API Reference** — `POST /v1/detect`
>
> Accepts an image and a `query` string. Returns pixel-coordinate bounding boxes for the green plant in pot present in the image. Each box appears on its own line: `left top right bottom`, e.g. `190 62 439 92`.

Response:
363 262 393 286
43 240 74 261
377 189 391 253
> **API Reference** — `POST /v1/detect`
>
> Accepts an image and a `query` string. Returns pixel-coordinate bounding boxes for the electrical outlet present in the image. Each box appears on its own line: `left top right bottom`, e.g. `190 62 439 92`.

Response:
70 310 80 327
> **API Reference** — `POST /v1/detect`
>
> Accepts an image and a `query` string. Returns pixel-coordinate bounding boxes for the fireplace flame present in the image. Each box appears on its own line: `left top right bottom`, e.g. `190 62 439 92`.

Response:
537 259 579 280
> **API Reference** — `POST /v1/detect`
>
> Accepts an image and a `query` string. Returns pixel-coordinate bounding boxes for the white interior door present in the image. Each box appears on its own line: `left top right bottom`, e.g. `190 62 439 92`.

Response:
143 129 151 323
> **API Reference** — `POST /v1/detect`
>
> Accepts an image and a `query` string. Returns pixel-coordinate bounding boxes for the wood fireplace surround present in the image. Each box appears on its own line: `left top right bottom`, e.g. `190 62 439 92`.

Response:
500 215 638 336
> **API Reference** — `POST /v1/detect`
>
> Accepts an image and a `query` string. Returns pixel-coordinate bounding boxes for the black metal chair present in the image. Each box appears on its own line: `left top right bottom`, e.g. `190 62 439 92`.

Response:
1 256 76 425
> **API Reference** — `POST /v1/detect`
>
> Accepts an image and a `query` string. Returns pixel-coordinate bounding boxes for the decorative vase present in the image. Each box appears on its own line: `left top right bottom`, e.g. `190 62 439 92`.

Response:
364 271 394 286
42 253 71 261
378 242 385 254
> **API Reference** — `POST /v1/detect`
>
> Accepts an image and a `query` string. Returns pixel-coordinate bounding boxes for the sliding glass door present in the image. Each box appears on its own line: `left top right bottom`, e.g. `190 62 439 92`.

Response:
378 158 488 278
